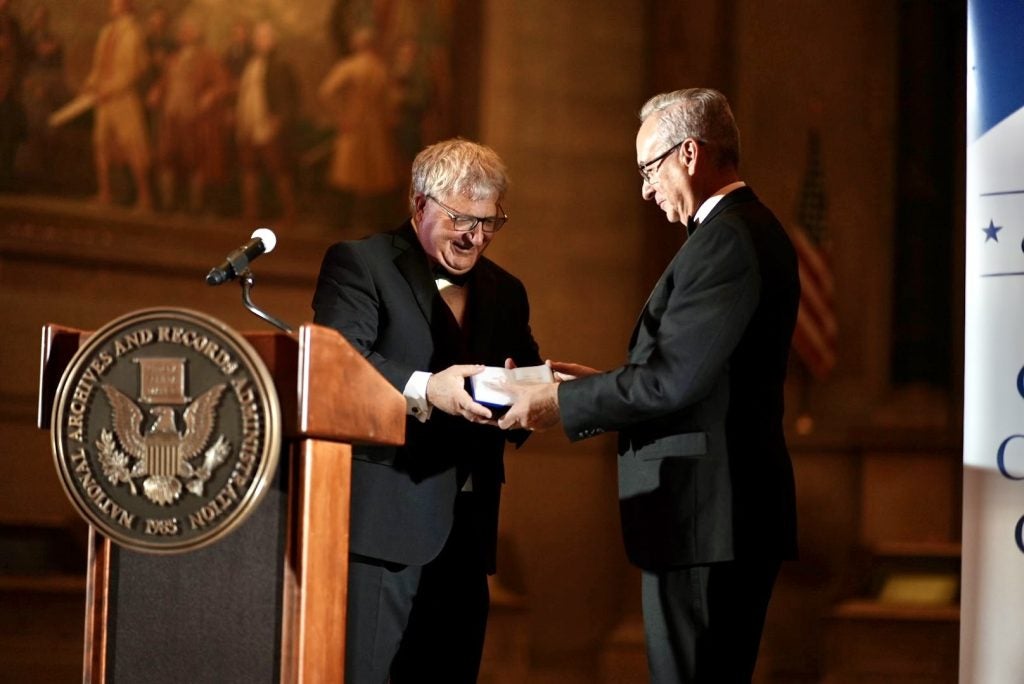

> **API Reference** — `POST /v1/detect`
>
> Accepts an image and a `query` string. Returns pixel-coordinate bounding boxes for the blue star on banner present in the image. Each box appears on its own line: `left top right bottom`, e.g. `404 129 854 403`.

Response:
983 219 1003 241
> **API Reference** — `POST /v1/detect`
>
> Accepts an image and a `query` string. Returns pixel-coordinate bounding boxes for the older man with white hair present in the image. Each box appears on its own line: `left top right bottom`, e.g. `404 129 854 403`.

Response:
313 137 541 683
502 88 801 683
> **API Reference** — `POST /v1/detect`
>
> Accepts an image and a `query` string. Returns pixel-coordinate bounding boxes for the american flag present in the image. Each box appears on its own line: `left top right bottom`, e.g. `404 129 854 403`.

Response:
790 129 837 380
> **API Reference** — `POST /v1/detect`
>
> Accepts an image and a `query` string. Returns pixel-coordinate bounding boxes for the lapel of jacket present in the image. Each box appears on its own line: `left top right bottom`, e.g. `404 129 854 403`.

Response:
626 187 758 350
392 222 438 327
628 266 672 351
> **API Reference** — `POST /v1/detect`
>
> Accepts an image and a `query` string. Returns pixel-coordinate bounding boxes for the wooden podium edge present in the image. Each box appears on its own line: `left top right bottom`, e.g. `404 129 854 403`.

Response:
83 529 111 683
37 324 87 429
297 324 406 446
281 439 353 683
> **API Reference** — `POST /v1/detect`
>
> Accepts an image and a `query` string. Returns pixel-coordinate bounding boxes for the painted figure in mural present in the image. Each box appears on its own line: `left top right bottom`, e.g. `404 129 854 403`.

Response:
83 0 153 210
222 20 251 83
390 38 433 168
150 16 229 213
327 0 456 184
236 20 298 224
141 8 174 97
143 6 175 68
499 88 801 683
312 138 538 684
218 20 251 216
0 0 26 192
377 2 457 153
18 4 69 188
319 26 402 231
141 6 175 150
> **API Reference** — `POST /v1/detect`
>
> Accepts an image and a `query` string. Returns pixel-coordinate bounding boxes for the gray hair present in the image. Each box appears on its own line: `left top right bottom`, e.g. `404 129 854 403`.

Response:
639 88 740 169
409 138 509 212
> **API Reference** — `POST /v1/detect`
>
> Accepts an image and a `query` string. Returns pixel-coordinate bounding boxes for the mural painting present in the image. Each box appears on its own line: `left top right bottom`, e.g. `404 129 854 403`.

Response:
0 0 466 234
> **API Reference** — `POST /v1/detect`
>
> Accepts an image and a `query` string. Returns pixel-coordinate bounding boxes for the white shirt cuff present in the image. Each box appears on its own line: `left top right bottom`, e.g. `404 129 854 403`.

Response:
403 370 433 423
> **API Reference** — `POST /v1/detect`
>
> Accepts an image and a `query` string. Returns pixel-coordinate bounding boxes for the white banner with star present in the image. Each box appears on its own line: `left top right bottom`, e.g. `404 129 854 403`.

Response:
962 1 1024 680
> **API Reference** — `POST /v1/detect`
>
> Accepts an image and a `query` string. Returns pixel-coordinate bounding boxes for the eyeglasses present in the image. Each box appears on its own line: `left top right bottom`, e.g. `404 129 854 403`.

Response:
637 141 683 185
427 196 508 233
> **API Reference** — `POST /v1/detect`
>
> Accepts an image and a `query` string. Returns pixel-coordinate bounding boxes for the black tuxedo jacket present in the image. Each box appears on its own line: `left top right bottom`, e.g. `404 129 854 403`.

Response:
559 187 800 570
312 222 540 571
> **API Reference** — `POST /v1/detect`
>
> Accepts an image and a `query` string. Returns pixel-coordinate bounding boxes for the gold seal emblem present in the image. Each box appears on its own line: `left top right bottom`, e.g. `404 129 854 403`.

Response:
51 308 281 554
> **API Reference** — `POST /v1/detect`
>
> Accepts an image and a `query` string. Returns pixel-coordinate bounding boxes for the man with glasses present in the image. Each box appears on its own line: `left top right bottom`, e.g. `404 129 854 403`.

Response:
312 137 541 683
501 88 800 682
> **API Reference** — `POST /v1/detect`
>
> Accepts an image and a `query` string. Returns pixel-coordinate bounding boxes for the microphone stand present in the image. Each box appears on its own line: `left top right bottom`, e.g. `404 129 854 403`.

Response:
238 270 295 334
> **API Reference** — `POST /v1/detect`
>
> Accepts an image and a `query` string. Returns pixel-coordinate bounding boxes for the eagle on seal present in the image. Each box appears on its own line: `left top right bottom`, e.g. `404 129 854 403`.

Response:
101 383 229 505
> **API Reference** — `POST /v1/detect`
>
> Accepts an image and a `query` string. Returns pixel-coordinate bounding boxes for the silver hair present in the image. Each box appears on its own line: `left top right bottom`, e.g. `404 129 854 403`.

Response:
639 88 740 169
409 138 509 212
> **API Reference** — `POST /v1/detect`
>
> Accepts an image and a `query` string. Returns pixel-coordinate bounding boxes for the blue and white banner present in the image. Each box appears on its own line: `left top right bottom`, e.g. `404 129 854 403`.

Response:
963 1 1024 681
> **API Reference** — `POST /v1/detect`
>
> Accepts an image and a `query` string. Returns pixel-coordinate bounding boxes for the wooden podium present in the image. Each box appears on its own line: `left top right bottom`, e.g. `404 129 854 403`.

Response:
38 322 405 683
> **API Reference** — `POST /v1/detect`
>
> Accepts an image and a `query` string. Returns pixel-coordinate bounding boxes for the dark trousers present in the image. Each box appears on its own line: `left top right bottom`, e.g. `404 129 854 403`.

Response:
641 558 781 683
345 493 490 684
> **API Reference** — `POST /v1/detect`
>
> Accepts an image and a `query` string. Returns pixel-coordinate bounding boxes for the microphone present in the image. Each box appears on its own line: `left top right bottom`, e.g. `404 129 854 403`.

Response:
205 228 277 285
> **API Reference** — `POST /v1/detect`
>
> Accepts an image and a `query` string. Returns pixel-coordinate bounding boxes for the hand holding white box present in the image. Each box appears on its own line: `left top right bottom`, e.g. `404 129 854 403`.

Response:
468 364 554 414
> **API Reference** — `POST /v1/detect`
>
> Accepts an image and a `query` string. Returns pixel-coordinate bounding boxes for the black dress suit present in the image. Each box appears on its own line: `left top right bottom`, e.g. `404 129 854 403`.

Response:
312 221 540 683
558 186 800 682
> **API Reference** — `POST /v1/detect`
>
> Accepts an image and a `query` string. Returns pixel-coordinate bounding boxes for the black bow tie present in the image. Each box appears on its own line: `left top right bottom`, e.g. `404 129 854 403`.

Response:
432 265 471 287
686 214 700 235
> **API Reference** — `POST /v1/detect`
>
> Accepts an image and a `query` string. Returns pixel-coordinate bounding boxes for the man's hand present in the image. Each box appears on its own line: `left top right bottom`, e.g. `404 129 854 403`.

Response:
548 360 600 382
498 382 561 432
426 364 494 423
